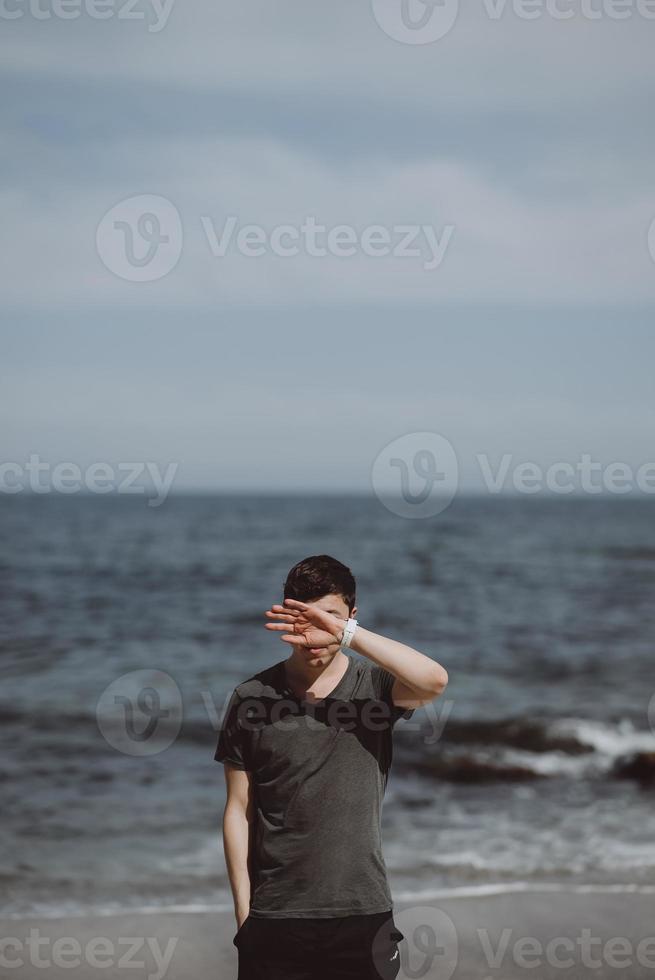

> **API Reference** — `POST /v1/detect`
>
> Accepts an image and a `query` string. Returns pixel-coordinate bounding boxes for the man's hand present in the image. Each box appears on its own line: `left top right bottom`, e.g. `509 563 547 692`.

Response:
265 596 449 708
264 598 345 648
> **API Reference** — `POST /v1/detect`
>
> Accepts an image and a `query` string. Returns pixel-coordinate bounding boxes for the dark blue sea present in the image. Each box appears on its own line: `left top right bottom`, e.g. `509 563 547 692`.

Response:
2 494 654 916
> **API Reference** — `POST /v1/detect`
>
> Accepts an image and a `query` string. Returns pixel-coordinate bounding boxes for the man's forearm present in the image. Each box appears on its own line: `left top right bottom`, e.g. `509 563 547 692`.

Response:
348 625 448 699
223 802 252 925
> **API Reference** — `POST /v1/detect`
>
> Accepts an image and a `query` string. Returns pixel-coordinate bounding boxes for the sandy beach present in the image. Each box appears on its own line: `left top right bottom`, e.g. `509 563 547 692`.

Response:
3 888 654 980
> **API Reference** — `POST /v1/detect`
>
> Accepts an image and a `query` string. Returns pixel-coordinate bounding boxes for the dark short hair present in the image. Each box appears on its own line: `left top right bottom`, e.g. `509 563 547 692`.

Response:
284 555 356 612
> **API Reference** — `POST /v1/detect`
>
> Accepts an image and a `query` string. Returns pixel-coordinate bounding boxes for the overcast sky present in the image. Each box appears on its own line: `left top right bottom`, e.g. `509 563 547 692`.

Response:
2 1 654 493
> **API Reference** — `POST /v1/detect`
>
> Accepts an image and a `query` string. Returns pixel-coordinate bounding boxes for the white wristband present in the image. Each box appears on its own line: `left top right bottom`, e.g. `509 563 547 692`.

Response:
340 618 358 648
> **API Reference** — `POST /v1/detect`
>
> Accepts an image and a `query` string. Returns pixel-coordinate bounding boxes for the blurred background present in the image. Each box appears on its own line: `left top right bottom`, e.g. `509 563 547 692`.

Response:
2 0 655 924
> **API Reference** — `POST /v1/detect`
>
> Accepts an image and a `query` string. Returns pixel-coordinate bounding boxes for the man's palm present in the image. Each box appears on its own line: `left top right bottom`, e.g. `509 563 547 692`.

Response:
264 599 343 648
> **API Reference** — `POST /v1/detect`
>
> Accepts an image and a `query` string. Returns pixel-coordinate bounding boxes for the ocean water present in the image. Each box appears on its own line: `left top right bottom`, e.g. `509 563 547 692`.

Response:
1 494 654 916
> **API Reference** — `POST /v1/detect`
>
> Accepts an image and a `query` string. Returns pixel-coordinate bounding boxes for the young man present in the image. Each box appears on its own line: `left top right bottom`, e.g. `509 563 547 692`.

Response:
215 555 448 980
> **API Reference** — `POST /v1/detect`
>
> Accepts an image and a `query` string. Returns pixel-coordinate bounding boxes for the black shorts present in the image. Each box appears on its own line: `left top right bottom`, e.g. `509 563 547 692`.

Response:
233 909 405 980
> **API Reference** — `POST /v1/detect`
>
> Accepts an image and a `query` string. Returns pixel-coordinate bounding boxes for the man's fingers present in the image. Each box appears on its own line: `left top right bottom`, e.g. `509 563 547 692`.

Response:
265 610 295 622
283 598 309 610
269 604 299 617
265 622 293 632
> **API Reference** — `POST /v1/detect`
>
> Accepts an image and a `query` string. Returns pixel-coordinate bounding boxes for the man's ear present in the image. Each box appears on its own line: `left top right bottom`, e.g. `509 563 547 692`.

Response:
350 605 357 618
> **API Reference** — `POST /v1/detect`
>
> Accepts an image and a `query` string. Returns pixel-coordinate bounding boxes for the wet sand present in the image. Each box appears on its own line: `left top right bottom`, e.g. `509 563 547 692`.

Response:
2 888 654 979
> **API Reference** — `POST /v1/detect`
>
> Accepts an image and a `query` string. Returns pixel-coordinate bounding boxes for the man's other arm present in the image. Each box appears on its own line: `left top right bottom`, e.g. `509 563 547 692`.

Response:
222 763 254 929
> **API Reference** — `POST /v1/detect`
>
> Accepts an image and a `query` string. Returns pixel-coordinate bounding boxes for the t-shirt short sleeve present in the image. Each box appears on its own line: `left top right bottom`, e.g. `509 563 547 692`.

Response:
214 688 248 770
372 665 415 724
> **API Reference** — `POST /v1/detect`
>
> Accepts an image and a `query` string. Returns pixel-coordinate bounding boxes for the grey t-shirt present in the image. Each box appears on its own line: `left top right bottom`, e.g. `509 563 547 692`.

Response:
214 652 414 918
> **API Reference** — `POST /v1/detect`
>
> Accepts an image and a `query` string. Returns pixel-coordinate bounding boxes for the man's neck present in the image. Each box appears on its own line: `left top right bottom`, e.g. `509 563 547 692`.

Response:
284 649 349 697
